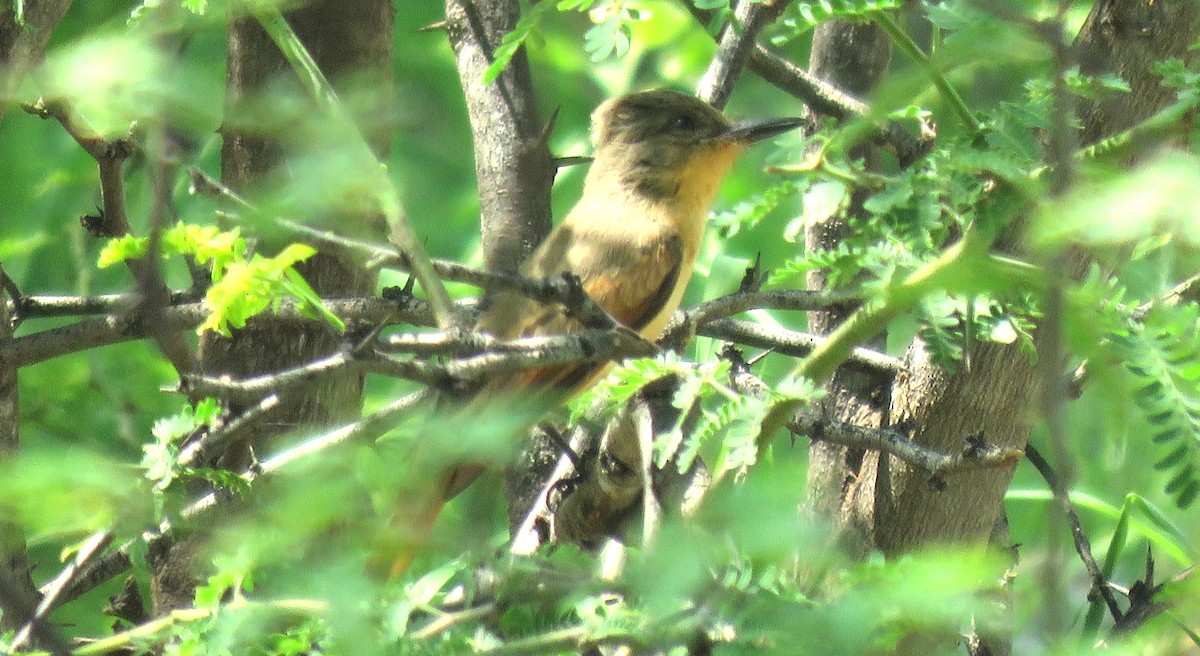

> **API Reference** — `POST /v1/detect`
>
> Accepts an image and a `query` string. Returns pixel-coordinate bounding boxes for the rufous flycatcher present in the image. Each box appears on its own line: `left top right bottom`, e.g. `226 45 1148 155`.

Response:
380 89 803 577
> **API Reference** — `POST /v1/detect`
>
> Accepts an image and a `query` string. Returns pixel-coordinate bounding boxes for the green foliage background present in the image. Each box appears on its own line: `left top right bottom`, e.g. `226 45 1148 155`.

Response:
1 0 1198 654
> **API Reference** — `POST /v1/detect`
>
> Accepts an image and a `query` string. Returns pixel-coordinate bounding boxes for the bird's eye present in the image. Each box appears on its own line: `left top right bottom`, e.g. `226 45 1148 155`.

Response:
670 114 697 131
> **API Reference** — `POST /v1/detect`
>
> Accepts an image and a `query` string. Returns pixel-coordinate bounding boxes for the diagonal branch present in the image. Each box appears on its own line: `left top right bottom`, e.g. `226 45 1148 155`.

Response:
697 0 794 109
683 1 932 164
249 5 455 331
1025 443 1124 624
42 389 432 610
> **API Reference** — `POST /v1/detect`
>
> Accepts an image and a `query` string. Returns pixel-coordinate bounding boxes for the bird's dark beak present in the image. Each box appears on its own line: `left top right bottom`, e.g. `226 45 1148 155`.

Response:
721 117 807 143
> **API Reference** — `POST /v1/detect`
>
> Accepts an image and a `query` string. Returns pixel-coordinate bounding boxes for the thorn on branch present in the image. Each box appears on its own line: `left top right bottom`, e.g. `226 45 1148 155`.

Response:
739 253 766 293
381 280 421 312
717 342 748 372
554 155 594 170
79 205 123 238
963 430 987 458
539 106 560 150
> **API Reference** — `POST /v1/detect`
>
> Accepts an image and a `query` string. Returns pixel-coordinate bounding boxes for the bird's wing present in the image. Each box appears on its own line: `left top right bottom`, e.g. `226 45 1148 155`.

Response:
477 226 684 391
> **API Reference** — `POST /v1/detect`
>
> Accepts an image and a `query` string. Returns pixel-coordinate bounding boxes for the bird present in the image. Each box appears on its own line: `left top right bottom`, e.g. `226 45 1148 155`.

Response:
378 89 804 577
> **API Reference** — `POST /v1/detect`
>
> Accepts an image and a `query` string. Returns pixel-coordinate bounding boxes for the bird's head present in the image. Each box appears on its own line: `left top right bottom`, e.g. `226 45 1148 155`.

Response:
588 89 804 204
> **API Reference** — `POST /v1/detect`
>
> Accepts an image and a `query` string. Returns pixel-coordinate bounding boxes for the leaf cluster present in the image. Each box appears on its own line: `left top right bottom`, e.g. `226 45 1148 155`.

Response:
98 224 344 336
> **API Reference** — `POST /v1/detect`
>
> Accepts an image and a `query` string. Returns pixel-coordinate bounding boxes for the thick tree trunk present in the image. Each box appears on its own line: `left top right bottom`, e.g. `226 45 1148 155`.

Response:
805 2 1198 652
804 0 1199 558
210 0 392 458
801 20 892 551
878 0 1199 555
150 0 393 613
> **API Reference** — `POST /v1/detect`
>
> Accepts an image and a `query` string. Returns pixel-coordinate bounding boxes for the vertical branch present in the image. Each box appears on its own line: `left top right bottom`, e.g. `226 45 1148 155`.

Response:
445 0 553 275
1034 5 1078 639
696 0 794 109
0 266 38 634
0 3 69 633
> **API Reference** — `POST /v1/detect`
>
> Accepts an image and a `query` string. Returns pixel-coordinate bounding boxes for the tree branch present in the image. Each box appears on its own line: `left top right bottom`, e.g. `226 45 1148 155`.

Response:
9 531 111 653
43 389 431 609
183 326 658 405
697 0 794 109
444 0 553 275
22 99 135 238
683 2 932 164
698 317 902 376
9 297 422 369
0 0 72 124
726 346 1021 480
1025 443 1125 625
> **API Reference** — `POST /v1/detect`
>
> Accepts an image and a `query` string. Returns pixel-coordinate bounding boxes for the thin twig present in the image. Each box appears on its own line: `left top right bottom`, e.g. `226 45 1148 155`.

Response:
184 327 658 404
178 394 281 468
10 531 112 652
134 124 197 375
43 390 432 609
699 318 902 375
1034 10 1080 640
1025 444 1124 624
684 288 859 326
870 11 983 136
0 571 71 656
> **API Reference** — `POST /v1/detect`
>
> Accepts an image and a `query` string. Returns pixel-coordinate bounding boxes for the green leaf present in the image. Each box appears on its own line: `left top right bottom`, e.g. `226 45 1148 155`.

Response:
199 242 323 336
1164 467 1195 494
1155 443 1192 470
481 2 553 84
97 234 149 268
282 267 345 333
1033 152 1200 249
784 180 849 241
1177 480 1200 508
583 17 631 61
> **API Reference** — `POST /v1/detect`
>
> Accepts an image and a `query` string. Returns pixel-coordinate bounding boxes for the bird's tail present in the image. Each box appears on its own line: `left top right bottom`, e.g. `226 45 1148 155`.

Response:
367 384 561 579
